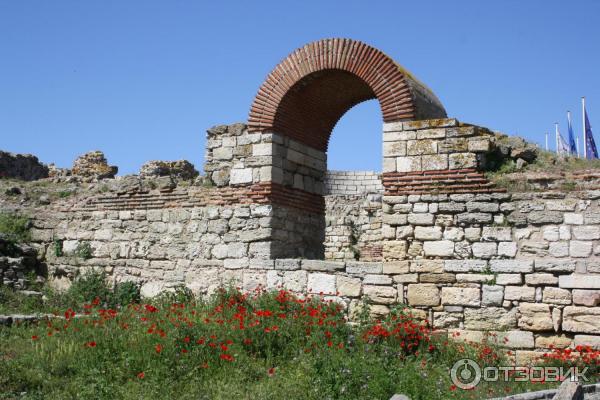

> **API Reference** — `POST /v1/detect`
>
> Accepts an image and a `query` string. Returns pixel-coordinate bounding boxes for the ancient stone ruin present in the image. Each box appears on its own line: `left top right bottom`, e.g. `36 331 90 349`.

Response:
3 38 600 363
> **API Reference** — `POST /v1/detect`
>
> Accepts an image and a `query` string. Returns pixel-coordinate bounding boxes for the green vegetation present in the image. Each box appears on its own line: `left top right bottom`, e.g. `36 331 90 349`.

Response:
0 212 31 244
0 286 569 400
75 242 93 260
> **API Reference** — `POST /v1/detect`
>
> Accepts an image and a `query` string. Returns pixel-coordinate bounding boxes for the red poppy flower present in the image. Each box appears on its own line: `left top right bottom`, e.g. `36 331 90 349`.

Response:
86 341 97 348
31 335 39 341
219 353 234 362
155 344 162 353
268 367 275 376
137 372 145 379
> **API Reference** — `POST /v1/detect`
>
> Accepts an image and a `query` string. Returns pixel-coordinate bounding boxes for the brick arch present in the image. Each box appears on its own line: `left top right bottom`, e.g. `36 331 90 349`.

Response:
248 38 447 151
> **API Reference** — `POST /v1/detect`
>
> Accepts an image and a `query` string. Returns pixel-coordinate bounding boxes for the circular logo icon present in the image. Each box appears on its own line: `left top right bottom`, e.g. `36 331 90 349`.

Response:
450 358 481 390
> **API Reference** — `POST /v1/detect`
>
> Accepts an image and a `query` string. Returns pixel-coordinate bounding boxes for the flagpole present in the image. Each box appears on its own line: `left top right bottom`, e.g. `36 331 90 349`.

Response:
568 110 572 157
577 136 580 158
555 122 559 155
545 132 548 151
583 97 587 159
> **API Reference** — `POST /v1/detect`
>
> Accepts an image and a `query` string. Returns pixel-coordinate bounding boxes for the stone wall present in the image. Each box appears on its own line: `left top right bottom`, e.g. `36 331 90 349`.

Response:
0 151 48 181
4 117 600 358
324 194 382 261
324 171 383 195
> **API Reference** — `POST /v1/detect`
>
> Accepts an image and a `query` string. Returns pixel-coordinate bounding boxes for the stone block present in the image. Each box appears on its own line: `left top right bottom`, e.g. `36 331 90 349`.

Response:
563 306 600 333
527 211 563 225
423 240 454 257
449 152 477 169
574 335 600 349
410 260 444 273
363 274 392 285
542 287 572 305
504 285 536 301
229 168 253 184
564 213 584 225
464 307 517 330
283 270 307 292
489 260 533 273
572 289 600 306
444 260 487 272
456 274 495 283
382 261 410 274
414 226 443 240
535 335 572 349
407 213 435 226
274 259 301 271
383 241 408 260
341 260 381 275
518 303 553 331
569 241 593 258
482 285 504 306
572 225 600 240
495 330 535 349
301 260 345 272
535 259 576 273
383 141 406 157
496 274 522 285
481 226 512 241
559 274 600 289
307 273 336 295
525 273 558 286
441 287 480 307
421 154 448 170
419 273 456 283
497 242 518 257
457 212 493 224
471 242 497 259
407 284 440 306
549 242 569 257
392 274 419 283
364 285 397 304
337 276 361 297
433 312 462 329
407 139 437 155
396 156 421 173
466 202 499 213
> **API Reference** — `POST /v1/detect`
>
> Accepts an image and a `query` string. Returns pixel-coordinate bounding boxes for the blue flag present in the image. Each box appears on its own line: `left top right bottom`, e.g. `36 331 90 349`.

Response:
585 108 598 159
567 113 577 155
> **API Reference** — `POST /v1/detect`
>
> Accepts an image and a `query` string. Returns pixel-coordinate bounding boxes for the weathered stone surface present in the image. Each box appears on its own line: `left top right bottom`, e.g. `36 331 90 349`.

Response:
444 260 487 272
307 273 336 294
570 241 592 257
72 151 117 179
337 276 361 297
535 259 576 273
527 211 563 225
407 284 440 306
563 306 600 333
494 330 535 349
419 273 456 283
139 160 198 180
346 262 383 275
414 226 442 240
382 261 409 274
363 285 397 304
423 240 454 257
518 303 553 331
535 335 572 349
573 334 600 349
464 307 517 330
441 287 480 307
471 242 497 259
559 274 600 289
542 287 572 305
489 260 533 273
409 259 444 273
505 286 536 301
482 285 504 306
524 273 558 286
572 289 600 306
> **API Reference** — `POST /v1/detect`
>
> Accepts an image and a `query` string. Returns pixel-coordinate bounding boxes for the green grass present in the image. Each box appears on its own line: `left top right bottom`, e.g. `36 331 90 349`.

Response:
0 212 30 244
0 286 572 400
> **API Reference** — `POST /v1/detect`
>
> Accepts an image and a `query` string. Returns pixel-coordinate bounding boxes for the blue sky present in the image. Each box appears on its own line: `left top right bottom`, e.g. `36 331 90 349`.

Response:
1 0 599 174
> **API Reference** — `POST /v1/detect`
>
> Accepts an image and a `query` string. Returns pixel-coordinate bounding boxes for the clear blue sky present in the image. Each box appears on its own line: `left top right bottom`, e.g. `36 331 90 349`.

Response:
1 0 599 174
